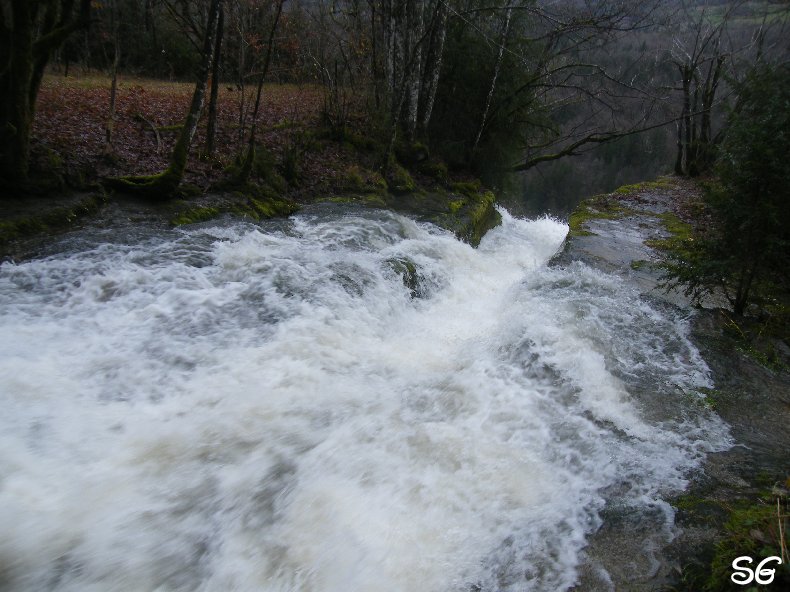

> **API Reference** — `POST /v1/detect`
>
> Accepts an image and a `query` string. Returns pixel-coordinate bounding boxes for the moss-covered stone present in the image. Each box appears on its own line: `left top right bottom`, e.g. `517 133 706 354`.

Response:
418 161 449 184
170 191 299 226
0 192 107 254
568 193 640 237
612 178 672 195
450 179 482 197
170 206 221 226
705 491 790 590
644 211 694 251
386 162 417 194
335 165 388 195
433 189 500 247
386 257 423 298
395 140 429 165
448 199 465 214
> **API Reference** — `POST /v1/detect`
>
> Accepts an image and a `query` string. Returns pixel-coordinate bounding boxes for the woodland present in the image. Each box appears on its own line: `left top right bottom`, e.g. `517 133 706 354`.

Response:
1 0 789 317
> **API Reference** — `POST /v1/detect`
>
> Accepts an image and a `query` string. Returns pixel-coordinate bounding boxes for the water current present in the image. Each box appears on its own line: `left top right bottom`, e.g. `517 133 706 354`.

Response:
0 206 730 591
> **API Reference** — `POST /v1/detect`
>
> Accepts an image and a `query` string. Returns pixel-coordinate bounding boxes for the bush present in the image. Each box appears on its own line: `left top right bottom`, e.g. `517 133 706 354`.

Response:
663 63 790 316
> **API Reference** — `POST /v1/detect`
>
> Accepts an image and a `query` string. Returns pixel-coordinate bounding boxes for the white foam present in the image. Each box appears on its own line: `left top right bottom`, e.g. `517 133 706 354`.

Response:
0 208 729 591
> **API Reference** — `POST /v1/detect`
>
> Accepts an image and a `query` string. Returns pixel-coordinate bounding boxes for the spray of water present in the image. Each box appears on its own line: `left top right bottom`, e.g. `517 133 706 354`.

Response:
0 207 729 591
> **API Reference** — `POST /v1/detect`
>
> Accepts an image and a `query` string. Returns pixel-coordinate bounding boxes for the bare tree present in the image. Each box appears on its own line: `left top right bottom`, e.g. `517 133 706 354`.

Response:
237 0 286 183
670 1 743 177
109 0 223 196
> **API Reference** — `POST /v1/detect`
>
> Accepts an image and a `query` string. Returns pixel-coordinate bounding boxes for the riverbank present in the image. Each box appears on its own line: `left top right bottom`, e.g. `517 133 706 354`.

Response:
1 75 501 260
558 176 790 591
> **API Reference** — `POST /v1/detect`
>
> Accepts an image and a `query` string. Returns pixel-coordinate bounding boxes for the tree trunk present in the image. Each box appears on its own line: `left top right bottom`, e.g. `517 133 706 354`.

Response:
472 4 513 156
404 0 424 140
417 0 448 135
238 0 285 182
205 1 225 157
0 0 91 186
104 0 121 155
110 0 222 196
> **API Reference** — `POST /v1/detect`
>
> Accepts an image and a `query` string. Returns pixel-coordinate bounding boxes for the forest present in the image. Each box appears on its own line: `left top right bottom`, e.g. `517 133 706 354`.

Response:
0 1 784 193
2 0 789 315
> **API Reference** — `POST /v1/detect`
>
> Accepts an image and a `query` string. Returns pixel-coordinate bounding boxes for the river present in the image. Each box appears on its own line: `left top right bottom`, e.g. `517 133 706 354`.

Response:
0 205 729 591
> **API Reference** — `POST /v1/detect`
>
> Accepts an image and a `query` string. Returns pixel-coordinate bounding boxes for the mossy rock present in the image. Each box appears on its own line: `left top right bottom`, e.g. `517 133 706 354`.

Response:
170 206 221 226
336 165 388 194
418 160 449 184
385 257 424 298
705 492 790 590
450 179 482 197
612 178 673 195
386 162 417 194
434 189 501 247
0 192 106 254
568 193 641 237
394 141 429 166
170 190 299 226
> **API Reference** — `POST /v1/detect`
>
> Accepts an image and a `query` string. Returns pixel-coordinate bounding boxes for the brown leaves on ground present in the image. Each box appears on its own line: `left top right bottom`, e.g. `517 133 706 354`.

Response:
33 73 352 196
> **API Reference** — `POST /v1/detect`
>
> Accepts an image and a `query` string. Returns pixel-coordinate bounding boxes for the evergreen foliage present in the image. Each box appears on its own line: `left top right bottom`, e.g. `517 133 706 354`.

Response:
663 63 790 315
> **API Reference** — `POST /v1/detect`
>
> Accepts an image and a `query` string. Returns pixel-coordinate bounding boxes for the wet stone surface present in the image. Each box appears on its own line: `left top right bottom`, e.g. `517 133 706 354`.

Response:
560 178 790 591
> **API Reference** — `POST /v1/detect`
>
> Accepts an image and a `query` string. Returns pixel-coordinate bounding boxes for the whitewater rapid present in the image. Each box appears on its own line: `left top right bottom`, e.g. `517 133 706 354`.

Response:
0 206 729 591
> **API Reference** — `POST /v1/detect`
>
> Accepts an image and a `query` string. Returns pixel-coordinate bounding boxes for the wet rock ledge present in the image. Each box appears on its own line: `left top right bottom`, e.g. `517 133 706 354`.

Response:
558 176 790 591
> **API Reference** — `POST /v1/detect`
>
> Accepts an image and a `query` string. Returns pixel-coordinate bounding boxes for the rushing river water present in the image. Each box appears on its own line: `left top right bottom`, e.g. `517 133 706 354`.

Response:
0 206 729 591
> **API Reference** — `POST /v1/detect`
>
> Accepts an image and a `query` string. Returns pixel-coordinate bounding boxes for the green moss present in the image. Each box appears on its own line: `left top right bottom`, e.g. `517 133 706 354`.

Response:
690 386 724 410
247 196 299 219
387 162 416 194
568 206 598 237
386 257 421 298
630 259 649 270
322 194 388 208
335 165 386 195
106 168 182 198
0 193 106 251
669 484 790 592
448 199 465 214
170 193 298 226
644 212 694 252
459 190 500 247
170 206 221 226
450 180 482 197
659 211 693 239
419 161 449 184
612 178 673 195
344 131 381 153
568 194 639 237
707 493 789 591
342 166 366 191
395 140 429 165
